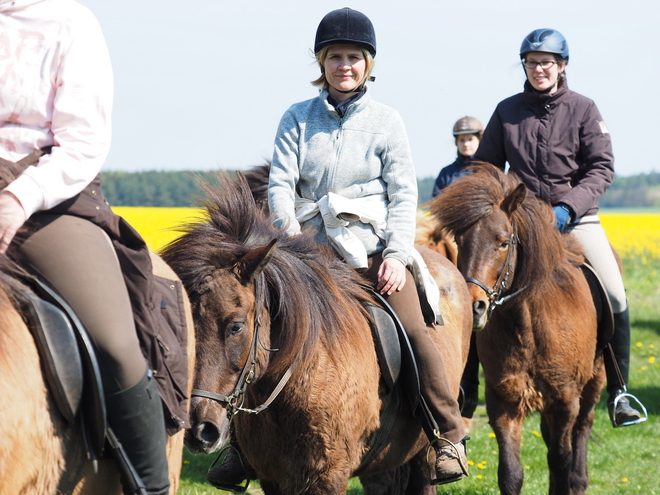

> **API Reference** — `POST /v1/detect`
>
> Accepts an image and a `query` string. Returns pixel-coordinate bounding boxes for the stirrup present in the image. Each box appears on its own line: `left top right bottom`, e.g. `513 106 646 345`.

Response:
610 391 648 428
207 444 250 493
427 435 469 486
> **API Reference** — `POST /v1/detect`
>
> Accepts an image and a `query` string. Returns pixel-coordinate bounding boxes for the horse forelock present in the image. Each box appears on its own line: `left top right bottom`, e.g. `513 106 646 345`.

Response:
430 163 507 237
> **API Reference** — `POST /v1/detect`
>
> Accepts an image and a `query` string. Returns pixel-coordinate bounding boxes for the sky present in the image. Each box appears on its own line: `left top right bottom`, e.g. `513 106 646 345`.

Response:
78 0 660 179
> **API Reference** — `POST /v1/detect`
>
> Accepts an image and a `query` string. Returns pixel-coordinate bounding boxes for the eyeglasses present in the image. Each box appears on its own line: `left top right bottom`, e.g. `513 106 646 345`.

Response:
522 60 557 70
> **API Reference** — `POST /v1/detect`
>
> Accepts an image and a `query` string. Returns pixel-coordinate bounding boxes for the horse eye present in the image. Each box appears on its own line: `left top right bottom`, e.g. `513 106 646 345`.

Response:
499 240 511 249
228 321 245 335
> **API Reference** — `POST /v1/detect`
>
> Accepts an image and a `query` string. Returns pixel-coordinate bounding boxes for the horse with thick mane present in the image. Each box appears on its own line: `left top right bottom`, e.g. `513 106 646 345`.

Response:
428 163 606 495
162 171 472 495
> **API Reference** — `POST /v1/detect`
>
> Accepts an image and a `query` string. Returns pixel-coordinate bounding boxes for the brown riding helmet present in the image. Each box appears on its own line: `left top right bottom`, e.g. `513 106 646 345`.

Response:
452 116 484 138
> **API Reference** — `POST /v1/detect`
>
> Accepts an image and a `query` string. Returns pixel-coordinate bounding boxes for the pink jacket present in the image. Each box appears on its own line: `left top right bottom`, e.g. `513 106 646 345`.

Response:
0 0 113 218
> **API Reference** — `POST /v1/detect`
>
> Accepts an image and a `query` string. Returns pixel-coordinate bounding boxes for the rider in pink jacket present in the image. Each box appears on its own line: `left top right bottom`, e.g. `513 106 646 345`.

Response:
1 2 171 493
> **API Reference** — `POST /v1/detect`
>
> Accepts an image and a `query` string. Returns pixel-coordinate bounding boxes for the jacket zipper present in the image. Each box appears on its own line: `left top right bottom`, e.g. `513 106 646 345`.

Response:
329 117 343 187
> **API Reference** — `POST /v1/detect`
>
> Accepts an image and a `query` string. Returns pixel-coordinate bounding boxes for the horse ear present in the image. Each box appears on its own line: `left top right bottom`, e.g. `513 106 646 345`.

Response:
501 183 526 217
233 238 278 284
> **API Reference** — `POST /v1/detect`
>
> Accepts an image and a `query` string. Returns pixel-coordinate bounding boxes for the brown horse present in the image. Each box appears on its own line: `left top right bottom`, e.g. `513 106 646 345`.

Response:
428 163 606 495
161 171 472 495
0 252 195 495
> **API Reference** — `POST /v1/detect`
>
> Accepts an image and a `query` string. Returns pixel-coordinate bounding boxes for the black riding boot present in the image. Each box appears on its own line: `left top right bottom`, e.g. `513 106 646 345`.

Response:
105 369 170 495
459 332 479 425
206 431 255 492
605 306 644 427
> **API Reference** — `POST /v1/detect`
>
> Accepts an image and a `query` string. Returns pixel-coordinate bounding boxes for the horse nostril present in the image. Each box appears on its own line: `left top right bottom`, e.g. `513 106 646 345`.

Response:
197 421 220 445
473 299 488 319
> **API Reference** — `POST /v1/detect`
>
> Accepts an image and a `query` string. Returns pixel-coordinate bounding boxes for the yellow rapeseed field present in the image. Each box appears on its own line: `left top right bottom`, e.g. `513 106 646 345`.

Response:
112 207 660 259
111 207 206 253
600 213 660 260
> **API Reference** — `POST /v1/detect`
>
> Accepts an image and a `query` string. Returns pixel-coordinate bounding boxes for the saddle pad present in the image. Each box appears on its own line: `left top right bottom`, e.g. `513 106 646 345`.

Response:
580 263 614 349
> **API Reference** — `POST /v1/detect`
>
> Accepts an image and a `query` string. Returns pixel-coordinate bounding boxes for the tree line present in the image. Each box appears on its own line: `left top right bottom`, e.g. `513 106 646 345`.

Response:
100 169 660 208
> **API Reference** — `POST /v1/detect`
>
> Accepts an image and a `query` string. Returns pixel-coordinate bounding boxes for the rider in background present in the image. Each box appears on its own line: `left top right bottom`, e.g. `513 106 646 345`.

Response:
475 28 645 428
208 7 469 491
0 1 170 493
431 116 484 432
432 116 484 198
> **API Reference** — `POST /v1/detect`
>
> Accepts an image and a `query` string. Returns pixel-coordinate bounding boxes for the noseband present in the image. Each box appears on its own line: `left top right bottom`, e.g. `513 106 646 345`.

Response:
464 230 526 317
191 281 292 421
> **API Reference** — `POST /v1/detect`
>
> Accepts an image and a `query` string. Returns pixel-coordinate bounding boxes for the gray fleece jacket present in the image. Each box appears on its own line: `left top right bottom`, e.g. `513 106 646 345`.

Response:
268 88 418 266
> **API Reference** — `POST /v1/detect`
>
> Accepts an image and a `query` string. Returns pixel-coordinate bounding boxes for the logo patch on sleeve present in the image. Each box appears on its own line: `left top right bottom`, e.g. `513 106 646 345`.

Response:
598 121 610 134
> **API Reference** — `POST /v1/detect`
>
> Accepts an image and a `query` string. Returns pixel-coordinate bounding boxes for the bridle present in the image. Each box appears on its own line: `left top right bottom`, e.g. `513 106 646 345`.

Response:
190 280 292 421
464 228 526 318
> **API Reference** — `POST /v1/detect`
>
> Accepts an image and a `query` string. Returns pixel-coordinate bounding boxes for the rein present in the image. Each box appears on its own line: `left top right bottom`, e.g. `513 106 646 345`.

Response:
191 281 292 421
464 229 526 317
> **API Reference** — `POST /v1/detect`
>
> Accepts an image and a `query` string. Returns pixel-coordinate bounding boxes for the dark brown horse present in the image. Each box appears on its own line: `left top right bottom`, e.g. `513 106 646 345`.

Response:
162 171 472 495
428 163 606 495
0 252 195 495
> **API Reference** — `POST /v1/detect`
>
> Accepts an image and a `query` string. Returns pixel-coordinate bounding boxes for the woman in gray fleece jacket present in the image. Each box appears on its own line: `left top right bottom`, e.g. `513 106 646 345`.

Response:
270 7 468 486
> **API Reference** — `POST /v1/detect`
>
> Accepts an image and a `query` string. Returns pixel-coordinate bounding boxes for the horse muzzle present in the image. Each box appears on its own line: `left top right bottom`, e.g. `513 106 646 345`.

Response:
471 297 489 330
185 397 230 454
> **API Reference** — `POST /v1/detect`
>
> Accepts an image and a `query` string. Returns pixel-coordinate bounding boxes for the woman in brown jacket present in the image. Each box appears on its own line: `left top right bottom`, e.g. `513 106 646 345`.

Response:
474 28 646 428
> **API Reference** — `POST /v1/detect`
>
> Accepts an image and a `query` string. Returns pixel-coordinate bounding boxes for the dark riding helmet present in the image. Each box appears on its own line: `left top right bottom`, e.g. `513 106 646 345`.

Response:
520 28 569 61
314 7 377 57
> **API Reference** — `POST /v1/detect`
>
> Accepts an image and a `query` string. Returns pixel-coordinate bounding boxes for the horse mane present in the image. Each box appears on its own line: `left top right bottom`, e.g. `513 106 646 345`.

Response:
242 162 271 213
161 171 372 375
430 162 584 291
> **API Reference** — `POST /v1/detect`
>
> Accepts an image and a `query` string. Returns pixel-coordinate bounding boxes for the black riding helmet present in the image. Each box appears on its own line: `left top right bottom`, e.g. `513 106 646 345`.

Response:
314 7 377 56
520 28 569 61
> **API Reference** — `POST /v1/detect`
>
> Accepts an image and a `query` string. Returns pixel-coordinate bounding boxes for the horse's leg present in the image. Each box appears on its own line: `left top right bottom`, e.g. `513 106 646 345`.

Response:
403 451 435 495
570 371 605 494
486 387 525 495
304 472 352 495
259 479 282 495
360 467 410 495
540 397 581 495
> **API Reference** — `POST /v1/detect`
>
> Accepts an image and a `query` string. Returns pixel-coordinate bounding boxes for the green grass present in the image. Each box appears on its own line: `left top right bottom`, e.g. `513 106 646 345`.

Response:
177 254 660 494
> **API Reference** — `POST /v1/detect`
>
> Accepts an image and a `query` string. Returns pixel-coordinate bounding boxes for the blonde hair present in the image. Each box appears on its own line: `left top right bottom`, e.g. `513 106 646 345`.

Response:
310 45 375 90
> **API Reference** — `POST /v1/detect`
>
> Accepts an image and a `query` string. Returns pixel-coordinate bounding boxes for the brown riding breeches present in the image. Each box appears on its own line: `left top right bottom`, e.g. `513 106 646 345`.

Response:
10 213 146 394
361 253 465 444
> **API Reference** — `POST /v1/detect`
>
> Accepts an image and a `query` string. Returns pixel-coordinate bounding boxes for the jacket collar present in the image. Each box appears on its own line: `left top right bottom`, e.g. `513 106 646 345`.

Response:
523 77 569 108
321 86 371 118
